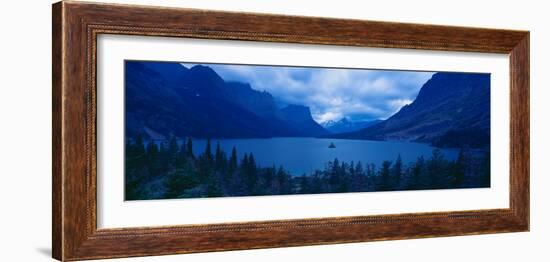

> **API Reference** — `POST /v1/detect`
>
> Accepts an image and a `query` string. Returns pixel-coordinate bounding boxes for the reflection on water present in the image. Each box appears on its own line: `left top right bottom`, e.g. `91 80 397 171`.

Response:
184 137 458 176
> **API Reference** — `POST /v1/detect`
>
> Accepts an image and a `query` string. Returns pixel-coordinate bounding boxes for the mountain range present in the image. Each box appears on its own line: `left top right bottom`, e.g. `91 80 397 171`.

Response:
327 72 490 148
125 61 328 139
322 118 382 133
126 61 490 148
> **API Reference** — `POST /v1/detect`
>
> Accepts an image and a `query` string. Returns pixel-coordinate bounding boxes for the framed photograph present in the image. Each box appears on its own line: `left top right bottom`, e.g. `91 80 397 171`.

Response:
52 1 529 261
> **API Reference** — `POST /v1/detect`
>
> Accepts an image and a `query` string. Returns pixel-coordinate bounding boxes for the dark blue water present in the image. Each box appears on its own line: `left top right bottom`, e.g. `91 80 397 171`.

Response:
187 138 458 176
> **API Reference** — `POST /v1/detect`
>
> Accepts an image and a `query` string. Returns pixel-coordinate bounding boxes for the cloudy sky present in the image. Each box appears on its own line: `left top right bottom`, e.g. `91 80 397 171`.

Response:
181 62 434 123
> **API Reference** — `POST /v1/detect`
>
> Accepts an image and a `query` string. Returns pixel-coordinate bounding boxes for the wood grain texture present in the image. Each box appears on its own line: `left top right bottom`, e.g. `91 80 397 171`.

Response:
52 2 63 260
52 1 530 261
509 35 530 227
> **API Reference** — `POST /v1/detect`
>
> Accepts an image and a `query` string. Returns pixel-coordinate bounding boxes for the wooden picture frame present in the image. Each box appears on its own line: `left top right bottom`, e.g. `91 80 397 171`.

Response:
52 1 529 261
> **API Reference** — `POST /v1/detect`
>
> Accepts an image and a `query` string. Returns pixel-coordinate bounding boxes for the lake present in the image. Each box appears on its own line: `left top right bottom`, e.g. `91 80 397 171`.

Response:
187 137 458 176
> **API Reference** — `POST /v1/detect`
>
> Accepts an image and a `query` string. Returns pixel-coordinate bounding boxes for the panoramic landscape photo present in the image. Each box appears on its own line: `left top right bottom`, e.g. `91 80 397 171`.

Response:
124 60 491 200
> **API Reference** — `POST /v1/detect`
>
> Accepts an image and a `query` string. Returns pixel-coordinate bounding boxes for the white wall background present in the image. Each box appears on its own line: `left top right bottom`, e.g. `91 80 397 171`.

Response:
0 0 547 261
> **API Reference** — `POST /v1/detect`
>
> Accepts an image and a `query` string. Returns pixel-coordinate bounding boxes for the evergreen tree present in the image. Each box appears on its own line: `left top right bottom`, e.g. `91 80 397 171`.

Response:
215 141 223 170
451 148 466 187
146 140 158 159
392 154 403 189
237 154 250 194
229 146 238 173
133 134 145 156
350 161 365 192
428 149 448 188
196 139 215 183
241 153 249 169
355 161 364 176
377 161 392 191
168 135 178 160
277 166 292 194
365 163 376 191
408 156 426 190
480 151 491 187
158 142 170 172
337 161 350 192
245 153 258 194
127 136 486 200
205 173 223 197
248 153 257 172
204 138 213 162
298 174 310 194
309 171 323 194
329 158 340 192
165 167 198 198
124 135 149 200
146 141 160 175
186 137 194 159
262 166 276 195
175 142 187 168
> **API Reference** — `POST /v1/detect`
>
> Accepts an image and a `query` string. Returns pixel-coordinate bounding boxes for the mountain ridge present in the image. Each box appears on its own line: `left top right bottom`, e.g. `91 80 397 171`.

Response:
321 117 383 134
127 62 490 148
326 72 490 148
125 61 329 139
